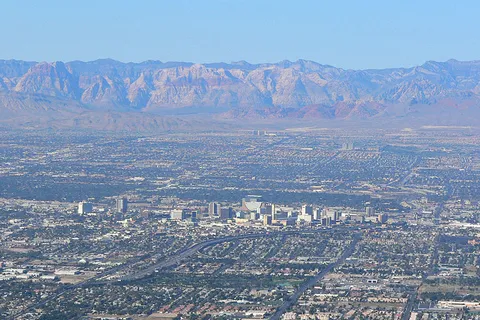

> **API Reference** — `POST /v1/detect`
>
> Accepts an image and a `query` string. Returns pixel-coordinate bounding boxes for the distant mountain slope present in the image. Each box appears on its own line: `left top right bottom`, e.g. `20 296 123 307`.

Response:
2 58 480 126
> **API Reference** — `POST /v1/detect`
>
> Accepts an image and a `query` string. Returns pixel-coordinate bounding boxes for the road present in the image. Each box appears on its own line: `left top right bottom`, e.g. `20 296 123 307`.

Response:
10 228 342 319
269 232 361 320
117 232 272 282
116 228 352 284
401 233 440 320
395 156 420 187
7 232 273 320
401 291 417 320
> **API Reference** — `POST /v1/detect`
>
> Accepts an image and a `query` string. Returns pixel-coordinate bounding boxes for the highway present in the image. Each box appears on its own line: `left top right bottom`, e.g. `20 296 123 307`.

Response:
269 233 361 320
10 228 341 319
114 228 348 284
116 232 273 282
10 227 362 319
7 232 270 320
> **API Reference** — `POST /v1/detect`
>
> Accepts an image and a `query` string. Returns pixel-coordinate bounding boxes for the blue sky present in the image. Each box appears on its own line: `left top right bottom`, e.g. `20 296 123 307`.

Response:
1 0 479 69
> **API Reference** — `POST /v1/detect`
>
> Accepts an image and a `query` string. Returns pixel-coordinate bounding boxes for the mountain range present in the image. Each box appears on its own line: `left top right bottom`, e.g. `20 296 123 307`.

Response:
2 58 480 129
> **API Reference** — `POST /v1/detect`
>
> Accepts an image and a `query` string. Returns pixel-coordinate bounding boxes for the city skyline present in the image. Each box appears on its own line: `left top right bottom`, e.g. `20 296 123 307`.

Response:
1 1 479 319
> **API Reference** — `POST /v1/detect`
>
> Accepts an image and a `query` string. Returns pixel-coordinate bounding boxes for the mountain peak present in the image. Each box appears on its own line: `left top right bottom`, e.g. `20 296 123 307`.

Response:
1 58 480 127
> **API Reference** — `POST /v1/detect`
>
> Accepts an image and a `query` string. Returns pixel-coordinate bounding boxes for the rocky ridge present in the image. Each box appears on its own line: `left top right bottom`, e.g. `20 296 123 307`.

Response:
2 58 480 128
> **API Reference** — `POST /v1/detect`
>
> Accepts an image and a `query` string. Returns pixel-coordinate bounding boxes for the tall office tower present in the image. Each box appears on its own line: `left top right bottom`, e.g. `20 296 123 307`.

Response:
271 204 278 220
313 208 321 220
263 215 272 226
327 210 340 224
321 207 329 218
219 207 232 220
171 209 186 220
190 211 198 223
116 197 128 213
78 202 93 215
264 203 275 215
274 211 287 220
365 206 375 216
297 214 312 223
208 202 219 216
288 210 298 218
378 213 389 224
341 142 354 150
334 211 341 221
321 217 332 226
301 204 313 216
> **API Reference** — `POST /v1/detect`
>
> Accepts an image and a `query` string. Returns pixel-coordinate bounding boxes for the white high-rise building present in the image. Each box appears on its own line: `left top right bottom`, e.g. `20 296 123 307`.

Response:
366 206 375 216
208 202 219 216
171 209 186 220
116 197 128 213
78 202 93 215
301 204 313 216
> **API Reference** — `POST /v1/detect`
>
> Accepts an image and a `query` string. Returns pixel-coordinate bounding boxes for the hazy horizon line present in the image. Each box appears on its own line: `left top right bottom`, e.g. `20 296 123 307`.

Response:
1 57 479 71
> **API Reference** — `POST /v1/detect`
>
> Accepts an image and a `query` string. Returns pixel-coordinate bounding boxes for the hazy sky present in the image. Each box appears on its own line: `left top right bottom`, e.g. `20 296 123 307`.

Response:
1 0 479 69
